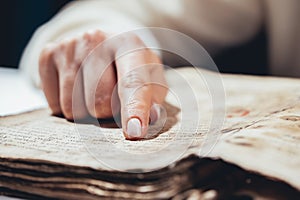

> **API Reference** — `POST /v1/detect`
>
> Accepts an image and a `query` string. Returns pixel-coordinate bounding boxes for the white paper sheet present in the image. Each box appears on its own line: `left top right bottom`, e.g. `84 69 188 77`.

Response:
0 67 47 116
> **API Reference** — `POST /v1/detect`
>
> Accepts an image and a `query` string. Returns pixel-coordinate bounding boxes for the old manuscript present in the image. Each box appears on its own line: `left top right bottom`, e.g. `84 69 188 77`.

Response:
1 67 300 199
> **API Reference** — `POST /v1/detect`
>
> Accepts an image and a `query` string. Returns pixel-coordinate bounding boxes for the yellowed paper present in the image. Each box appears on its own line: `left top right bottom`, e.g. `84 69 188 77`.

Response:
1 67 299 191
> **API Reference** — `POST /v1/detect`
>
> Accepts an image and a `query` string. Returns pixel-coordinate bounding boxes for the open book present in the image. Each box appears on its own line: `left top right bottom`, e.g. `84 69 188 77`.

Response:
1 67 300 199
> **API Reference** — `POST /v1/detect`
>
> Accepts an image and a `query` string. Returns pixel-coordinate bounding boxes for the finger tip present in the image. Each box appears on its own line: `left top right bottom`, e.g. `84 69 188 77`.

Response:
126 117 142 138
124 117 149 140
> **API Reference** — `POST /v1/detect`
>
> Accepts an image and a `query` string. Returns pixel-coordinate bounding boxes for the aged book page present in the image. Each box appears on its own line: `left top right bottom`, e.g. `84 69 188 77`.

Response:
0 67 299 190
177 68 300 190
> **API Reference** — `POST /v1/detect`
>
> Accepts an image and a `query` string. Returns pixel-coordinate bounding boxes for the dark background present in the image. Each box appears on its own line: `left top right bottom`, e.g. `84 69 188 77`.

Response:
0 0 72 68
0 0 268 75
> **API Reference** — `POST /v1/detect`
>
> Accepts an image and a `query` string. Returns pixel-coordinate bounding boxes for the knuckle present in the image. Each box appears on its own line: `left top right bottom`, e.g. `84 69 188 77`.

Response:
64 61 80 71
122 85 151 108
83 29 105 43
39 44 55 66
39 45 59 77
61 74 76 90
87 94 112 118
93 29 106 39
94 94 110 108
51 39 77 61
63 78 74 90
126 99 147 109
115 33 144 54
125 99 149 117
120 72 146 89
121 33 143 45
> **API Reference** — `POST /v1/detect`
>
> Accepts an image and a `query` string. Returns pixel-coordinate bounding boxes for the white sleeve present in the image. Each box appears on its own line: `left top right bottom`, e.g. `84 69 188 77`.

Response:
20 0 263 86
19 0 161 86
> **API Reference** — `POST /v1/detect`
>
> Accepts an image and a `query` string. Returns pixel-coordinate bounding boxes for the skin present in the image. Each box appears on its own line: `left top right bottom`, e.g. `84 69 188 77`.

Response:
31 0 300 142
39 30 168 140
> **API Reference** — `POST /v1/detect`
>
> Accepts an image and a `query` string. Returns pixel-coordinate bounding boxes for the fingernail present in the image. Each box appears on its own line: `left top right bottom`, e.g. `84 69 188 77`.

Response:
127 118 142 138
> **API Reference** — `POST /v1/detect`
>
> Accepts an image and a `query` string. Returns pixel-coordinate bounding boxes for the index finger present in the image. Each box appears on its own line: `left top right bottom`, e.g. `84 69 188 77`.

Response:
115 48 154 140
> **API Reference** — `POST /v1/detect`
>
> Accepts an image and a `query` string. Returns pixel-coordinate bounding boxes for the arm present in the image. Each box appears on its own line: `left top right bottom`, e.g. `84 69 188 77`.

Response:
21 0 265 85
20 0 167 139
20 0 266 139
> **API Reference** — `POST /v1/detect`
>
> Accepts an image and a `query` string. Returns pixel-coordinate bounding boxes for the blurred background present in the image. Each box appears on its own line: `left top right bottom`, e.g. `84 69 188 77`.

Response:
0 0 268 75
0 0 72 68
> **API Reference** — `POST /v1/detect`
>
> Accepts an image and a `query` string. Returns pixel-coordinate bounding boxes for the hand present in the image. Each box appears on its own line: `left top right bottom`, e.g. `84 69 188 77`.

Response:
39 29 168 140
